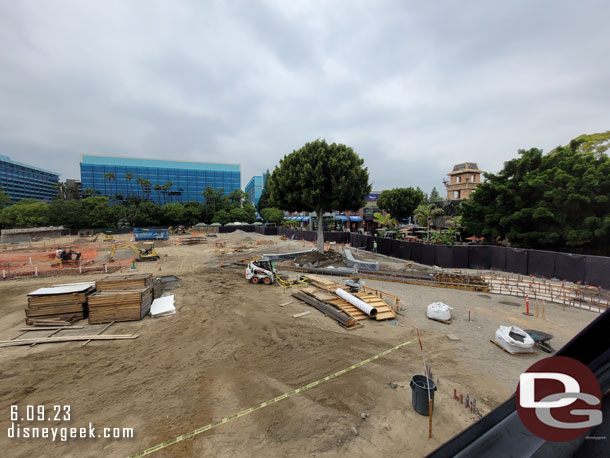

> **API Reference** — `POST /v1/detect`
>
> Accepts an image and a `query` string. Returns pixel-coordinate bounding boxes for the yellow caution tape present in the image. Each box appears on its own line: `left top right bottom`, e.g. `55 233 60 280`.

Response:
128 339 414 457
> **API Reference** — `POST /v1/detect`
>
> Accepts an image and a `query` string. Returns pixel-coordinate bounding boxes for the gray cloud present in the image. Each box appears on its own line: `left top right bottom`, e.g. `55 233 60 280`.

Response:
1 0 609 195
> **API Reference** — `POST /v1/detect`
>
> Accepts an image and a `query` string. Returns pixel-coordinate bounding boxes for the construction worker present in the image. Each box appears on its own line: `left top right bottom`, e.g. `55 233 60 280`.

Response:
373 240 378 253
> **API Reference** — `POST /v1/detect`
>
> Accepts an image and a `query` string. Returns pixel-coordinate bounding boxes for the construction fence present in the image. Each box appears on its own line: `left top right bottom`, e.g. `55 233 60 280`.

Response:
274 229 610 290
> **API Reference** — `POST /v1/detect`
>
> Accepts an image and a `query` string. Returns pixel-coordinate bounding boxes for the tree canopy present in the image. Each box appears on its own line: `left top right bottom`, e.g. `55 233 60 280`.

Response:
429 186 442 203
269 139 371 250
461 141 610 254
261 207 284 226
377 187 425 221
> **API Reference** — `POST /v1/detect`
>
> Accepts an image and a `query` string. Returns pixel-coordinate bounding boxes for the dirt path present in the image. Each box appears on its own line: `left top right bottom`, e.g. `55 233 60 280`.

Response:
0 235 599 457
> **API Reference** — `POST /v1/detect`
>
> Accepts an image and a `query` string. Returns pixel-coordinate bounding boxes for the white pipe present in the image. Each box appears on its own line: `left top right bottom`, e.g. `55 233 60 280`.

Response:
336 288 377 318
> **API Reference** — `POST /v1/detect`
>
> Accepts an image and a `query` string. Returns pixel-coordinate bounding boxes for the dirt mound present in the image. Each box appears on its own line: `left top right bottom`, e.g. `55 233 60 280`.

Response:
294 250 345 268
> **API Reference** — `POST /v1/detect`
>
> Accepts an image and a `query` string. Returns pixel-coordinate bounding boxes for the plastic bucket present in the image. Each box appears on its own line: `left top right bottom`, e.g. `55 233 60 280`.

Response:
410 375 437 416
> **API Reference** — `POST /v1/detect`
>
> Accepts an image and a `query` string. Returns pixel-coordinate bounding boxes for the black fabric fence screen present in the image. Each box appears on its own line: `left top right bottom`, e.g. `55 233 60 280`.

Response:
434 246 453 268
527 250 556 279
489 246 507 271
272 230 609 288
554 253 586 284
452 246 470 268
505 248 528 275
468 246 491 270
584 256 610 289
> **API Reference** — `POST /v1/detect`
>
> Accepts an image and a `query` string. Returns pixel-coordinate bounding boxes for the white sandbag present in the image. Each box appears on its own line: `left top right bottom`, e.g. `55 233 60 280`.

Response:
494 325 535 354
427 302 452 321
150 295 176 317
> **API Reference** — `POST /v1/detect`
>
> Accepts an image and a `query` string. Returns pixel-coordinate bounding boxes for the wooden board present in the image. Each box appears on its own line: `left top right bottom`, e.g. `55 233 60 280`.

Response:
28 292 89 307
25 303 85 317
490 339 537 356
25 313 84 326
96 274 153 291
0 334 138 348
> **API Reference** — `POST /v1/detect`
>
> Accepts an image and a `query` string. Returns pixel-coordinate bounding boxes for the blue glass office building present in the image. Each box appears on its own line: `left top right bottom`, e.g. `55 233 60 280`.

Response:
245 172 268 206
245 175 263 206
80 155 240 204
0 154 60 202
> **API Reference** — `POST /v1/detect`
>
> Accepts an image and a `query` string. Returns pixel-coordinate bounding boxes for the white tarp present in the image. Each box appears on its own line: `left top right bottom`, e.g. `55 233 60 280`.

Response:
495 325 535 354
150 295 176 317
28 283 95 296
427 302 452 321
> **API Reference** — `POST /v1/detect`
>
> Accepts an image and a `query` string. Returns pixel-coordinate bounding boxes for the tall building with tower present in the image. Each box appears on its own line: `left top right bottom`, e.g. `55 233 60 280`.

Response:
443 162 484 200
80 155 240 205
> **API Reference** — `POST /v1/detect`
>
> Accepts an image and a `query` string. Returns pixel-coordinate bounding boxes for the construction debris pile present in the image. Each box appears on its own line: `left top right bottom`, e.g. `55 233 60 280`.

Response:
25 282 95 326
293 250 345 268
292 275 399 329
87 274 154 324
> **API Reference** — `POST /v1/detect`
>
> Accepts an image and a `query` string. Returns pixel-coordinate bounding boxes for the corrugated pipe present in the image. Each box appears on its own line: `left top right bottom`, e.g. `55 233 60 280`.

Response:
336 288 377 318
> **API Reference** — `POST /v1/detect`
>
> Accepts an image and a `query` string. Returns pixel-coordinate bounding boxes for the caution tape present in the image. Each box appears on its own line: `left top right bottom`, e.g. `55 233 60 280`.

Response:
129 339 414 457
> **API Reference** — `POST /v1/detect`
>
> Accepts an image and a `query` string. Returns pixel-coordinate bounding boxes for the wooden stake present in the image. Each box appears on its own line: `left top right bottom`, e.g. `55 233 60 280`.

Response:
416 328 433 438
542 300 546 320
429 400 433 438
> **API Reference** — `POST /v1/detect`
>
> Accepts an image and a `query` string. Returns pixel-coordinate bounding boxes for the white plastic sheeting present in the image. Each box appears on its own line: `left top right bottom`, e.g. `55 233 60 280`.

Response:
336 288 377 317
150 295 176 317
427 302 452 321
28 283 95 296
494 325 535 354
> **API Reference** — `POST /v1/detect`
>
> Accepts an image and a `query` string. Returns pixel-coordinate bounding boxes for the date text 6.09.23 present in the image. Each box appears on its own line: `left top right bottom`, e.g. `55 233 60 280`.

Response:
10 405 70 422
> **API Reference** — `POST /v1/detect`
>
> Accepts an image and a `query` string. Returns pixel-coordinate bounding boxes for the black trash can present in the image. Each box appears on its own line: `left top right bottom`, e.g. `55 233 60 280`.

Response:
410 375 437 416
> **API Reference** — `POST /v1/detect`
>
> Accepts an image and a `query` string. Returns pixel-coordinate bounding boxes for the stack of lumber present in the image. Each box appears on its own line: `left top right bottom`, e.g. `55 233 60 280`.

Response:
180 236 207 245
88 274 153 324
25 283 95 325
96 274 152 291
302 275 398 321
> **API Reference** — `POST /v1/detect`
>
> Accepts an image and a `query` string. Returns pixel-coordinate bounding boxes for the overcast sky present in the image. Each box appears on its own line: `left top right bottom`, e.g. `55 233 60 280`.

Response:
1 0 609 195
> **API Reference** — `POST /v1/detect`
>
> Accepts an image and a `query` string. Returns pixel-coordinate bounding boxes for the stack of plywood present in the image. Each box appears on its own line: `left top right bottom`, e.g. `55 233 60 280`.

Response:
88 274 153 324
95 274 153 291
25 282 95 325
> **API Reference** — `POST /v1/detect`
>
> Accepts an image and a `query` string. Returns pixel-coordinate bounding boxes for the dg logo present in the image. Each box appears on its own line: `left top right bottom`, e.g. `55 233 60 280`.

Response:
516 356 603 441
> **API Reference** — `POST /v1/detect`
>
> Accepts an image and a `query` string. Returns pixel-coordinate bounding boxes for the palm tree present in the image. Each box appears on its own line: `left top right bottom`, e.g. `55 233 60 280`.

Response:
373 212 397 235
414 204 445 241
153 184 162 204
166 181 174 203
54 182 67 200
136 178 146 200
83 188 96 198
104 172 116 199
142 179 152 201
125 173 134 198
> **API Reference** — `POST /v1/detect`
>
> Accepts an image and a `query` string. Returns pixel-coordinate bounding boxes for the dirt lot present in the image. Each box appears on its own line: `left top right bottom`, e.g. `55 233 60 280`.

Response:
0 233 600 457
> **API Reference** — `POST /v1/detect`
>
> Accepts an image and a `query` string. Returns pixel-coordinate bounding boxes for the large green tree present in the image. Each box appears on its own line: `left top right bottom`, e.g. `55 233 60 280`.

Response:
0 190 12 209
49 199 82 229
269 139 371 251
461 141 610 254
261 207 284 226
0 199 51 227
377 187 425 221
429 186 442 203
